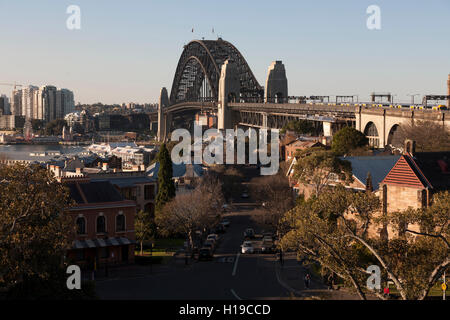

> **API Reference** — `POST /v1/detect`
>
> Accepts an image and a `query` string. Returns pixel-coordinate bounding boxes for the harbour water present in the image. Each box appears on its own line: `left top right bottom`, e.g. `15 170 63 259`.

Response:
0 144 88 160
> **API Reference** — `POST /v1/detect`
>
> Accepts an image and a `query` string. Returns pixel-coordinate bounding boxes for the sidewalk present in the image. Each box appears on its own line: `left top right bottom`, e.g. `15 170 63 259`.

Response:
83 260 177 282
275 253 378 300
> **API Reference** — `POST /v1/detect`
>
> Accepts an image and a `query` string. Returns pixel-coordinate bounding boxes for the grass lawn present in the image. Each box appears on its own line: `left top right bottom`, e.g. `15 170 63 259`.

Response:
388 282 447 298
134 251 174 265
141 238 184 252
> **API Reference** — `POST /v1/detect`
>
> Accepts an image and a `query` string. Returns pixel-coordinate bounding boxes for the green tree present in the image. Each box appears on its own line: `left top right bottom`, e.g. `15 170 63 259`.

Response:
331 127 369 156
293 147 353 197
0 163 74 296
156 174 224 251
281 187 449 300
365 172 373 192
280 119 316 135
44 119 68 136
135 210 154 256
155 143 176 214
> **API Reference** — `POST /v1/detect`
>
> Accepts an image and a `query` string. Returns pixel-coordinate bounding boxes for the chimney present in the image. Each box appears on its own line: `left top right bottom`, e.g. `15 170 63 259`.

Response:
102 163 109 171
55 166 61 177
404 139 416 156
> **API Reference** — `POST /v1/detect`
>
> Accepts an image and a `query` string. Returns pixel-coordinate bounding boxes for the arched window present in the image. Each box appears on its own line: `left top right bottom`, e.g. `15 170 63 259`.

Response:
76 217 86 235
97 215 106 233
116 213 125 232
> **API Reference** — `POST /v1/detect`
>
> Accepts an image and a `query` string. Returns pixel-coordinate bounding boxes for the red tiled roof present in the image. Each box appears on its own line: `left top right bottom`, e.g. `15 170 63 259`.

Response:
381 155 430 189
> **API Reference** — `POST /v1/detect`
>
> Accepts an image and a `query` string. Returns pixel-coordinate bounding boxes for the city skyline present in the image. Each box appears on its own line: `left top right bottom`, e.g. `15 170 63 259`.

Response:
0 0 449 104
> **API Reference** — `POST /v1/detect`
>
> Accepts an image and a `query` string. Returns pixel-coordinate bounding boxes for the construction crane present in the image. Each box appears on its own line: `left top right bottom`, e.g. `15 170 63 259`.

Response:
0 82 23 90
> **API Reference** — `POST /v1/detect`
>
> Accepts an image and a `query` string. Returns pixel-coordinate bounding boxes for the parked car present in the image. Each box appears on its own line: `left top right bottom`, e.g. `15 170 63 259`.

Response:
198 247 213 261
214 224 226 234
207 234 220 242
220 218 231 228
207 234 220 246
244 228 255 239
241 241 254 254
261 239 276 254
203 240 215 252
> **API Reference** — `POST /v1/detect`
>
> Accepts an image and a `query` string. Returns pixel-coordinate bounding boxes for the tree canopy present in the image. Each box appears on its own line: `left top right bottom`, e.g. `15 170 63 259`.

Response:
135 210 154 256
280 186 450 300
155 143 176 214
391 120 450 152
44 119 68 136
156 174 224 250
331 127 369 156
293 147 353 197
0 163 88 298
280 119 316 135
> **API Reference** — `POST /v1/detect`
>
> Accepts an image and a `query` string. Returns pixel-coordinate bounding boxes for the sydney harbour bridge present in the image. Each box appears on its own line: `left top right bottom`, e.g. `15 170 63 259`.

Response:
155 38 450 148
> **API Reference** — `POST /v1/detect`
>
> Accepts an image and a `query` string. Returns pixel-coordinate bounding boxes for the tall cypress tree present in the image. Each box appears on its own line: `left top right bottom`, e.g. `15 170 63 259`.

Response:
365 171 373 192
155 143 176 213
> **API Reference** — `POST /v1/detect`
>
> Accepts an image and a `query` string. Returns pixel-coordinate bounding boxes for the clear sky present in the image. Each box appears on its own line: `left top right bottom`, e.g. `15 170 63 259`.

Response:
0 0 449 104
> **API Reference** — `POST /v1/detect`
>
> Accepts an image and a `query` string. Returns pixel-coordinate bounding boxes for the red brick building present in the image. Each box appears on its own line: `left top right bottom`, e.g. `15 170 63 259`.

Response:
285 140 324 161
63 177 136 268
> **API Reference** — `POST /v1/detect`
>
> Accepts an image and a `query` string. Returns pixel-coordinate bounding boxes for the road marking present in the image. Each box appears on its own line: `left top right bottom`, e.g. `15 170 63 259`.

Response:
232 252 240 276
230 289 242 300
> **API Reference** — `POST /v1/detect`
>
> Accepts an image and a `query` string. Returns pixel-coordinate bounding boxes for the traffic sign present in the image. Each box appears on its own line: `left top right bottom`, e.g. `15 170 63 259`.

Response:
442 283 447 291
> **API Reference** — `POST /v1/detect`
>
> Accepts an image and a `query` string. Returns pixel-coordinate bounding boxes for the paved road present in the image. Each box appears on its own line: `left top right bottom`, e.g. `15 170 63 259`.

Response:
95 166 338 300
95 203 300 300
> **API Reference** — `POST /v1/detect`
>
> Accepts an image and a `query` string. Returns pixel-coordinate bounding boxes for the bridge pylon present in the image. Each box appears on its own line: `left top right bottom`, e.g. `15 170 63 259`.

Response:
157 87 169 142
265 61 288 103
218 59 240 130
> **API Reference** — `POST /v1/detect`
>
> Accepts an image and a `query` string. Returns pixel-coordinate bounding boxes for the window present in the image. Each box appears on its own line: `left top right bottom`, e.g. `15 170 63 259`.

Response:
136 186 141 198
97 215 106 233
75 250 85 261
100 247 109 259
76 217 86 235
116 213 125 232
144 184 155 200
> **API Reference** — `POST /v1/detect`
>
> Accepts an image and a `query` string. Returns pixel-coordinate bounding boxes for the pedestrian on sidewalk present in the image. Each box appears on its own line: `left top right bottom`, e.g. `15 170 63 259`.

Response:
327 273 335 290
304 273 311 289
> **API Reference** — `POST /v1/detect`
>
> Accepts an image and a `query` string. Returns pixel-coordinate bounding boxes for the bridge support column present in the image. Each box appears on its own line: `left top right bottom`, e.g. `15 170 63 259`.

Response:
157 87 169 142
323 121 333 137
262 112 268 129
218 59 240 130
265 61 288 103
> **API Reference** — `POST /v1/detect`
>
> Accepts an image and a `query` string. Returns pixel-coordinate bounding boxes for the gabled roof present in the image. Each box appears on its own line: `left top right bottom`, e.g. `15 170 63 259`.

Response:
286 140 323 149
147 162 203 178
66 180 125 204
340 155 400 190
381 155 431 189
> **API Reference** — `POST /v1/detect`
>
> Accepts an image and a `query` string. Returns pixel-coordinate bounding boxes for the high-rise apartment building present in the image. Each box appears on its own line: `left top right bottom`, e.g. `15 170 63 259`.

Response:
0 95 10 115
57 88 75 118
9 85 75 123
11 89 22 116
21 85 39 119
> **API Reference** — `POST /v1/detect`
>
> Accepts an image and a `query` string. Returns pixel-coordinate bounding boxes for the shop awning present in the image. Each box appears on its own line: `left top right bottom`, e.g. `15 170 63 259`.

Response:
73 237 135 249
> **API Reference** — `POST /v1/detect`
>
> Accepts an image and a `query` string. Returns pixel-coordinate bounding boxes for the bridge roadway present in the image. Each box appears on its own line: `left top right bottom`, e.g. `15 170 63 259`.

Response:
154 101 449 146
161 101 449 118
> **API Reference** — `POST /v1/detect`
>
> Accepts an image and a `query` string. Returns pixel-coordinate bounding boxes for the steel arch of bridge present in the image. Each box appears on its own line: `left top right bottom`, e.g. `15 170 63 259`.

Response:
169 39 263 105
